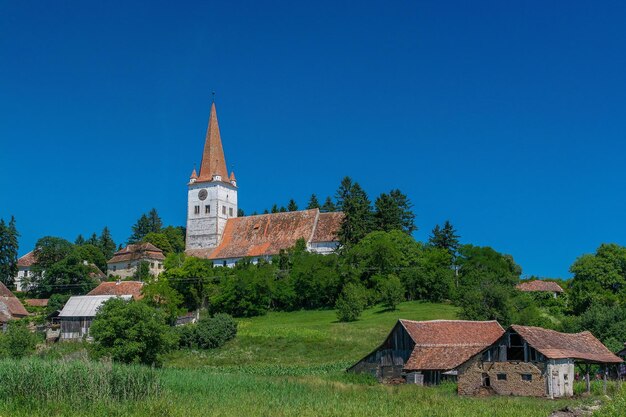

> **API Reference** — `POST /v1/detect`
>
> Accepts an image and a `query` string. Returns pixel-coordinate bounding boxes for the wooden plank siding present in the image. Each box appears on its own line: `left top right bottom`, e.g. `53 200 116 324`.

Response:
348 322 415 380
60 317 93 340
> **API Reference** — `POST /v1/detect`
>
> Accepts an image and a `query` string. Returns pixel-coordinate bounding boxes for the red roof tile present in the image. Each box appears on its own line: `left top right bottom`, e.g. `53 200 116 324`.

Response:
0 281 14 298
311 212 344 243
87 281 144 300
187 209 342 260
401 320 505 371
516 280 564 293
511 325 622 364
0 297 29 317
17 251 36 267
108 243 165 264
196 102 230 184
25 299 49 307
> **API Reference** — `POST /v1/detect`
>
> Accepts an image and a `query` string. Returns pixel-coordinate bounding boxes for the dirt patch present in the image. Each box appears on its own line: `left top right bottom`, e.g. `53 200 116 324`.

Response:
548 401 602 417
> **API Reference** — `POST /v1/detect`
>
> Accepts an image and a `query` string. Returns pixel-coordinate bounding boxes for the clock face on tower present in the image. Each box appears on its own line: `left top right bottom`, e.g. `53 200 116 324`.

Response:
198 189 208 201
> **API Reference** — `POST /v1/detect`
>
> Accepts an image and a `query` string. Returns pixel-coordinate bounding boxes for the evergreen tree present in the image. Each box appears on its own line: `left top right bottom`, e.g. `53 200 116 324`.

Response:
335 177 374 247
98 226 117 260
271 204 279 214
374 189 416 234
129 209 162 244
147 208 163 233
237 208 245 217
287 199 298 212
263 209 269 214
428 220 460 257
321 196 336 213
279 206 287 213
74 234 85 245
86 232 98 246
0 217 19 287
306 194 320 210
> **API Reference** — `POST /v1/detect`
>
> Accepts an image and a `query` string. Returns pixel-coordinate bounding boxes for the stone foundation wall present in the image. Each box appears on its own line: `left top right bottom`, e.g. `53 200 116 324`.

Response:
458 356 546 397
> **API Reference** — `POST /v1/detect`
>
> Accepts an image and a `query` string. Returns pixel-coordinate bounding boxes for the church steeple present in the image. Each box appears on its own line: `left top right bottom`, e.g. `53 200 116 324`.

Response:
197 102 230 183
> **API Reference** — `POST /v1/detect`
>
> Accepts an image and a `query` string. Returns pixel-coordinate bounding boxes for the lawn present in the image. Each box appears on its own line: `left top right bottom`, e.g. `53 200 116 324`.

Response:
0 301 592 417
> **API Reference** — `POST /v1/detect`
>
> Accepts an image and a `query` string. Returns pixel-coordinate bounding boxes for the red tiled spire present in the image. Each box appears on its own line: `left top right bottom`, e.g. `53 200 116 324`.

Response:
197 102 229 182
229 171 236 181
190 168 198 180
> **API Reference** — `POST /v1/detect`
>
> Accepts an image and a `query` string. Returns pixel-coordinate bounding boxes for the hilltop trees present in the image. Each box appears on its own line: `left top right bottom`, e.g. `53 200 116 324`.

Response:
374 189 416 234
306 194 320 210
128 208 162 244
336 177 375 247
0 216 19 288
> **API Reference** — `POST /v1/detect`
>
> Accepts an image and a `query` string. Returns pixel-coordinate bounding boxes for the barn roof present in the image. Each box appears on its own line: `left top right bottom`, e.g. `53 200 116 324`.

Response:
510 325 622 364
25 299 49 307
0 281 14 298
187 208 342 260
0 297 29 318
401 320 505 371
516 280 564 293
88 281 144 300
59 295 131 318
107 243 165 264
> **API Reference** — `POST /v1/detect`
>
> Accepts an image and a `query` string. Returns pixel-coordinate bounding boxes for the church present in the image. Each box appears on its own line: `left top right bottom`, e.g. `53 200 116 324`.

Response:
185 103 343 267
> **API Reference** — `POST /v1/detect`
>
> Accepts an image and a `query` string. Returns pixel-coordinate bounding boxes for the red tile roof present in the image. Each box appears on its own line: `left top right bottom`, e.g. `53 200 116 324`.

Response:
0 281 14 298
516 280 564 293
17 251 36 268
511 325 622 364
187 209 342 260
87 281 144 300
196 102 230 184
107 243 165 264
401 320 505 371
0 297 29 318
25 299 49 307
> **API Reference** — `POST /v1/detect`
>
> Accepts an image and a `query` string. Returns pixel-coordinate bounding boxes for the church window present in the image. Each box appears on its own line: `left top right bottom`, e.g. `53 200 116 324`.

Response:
222 206 226 215
229 207 233 217
194 205 200 214
205 205 210 214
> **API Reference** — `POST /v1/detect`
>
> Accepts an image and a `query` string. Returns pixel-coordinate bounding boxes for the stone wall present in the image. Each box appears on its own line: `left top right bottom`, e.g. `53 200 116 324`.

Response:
458 355 547 397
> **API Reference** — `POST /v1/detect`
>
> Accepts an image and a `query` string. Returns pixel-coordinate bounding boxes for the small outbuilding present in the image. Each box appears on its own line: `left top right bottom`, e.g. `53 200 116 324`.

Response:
58 295 131 340
348 319 505 384
457 325 622 398
0 281 29 330
516 280 564 298
87 280 144 300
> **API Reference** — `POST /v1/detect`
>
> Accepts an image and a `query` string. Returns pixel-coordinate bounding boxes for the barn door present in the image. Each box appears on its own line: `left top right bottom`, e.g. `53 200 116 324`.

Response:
552 369 561 397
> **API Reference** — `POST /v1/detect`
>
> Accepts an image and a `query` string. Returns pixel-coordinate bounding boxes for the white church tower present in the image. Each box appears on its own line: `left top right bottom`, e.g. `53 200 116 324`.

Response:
186 102 238 250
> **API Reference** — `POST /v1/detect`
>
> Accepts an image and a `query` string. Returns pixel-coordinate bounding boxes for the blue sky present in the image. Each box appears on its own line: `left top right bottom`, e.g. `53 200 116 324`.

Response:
1 1 625 278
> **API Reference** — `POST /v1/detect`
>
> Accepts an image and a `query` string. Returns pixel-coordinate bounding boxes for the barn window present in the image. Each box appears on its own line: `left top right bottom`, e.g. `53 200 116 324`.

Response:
521 374 532 381
507 333 525 361
497 373 507 381
481 373 490 387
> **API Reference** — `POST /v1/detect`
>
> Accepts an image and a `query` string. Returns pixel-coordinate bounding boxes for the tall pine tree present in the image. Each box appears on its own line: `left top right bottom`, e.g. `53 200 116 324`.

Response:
374 189 416 234
428 220 460 257
306 194 320 210
98 226 117 259
335 177 374 247
129 209 163 244
321 196 337 213
0 217 19 287
287 199 298 211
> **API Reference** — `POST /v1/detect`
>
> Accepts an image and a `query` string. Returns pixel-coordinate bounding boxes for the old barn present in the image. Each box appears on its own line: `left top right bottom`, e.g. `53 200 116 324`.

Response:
457 325 623 398
348 319 505 384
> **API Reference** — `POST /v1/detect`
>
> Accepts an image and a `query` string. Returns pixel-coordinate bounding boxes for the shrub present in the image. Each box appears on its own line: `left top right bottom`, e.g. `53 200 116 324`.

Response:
378 274 405 310
335 283 368 322
0 320 40 359
176 314 237 349
89 298 178 366
176 323 198 349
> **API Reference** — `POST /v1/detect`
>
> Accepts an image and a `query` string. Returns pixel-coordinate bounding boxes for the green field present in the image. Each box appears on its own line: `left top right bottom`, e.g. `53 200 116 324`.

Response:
0 301 592 417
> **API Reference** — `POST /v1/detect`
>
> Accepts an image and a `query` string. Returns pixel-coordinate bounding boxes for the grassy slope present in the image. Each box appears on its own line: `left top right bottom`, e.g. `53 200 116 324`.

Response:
0 301 587 417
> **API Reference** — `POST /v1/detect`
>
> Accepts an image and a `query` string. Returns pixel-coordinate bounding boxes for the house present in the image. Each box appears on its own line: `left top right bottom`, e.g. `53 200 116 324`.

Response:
14 251 36 291
58 295 131 340
348 319 505 384
87 280 144 300
457 325 622 398
0 281 30 330
516 280 564 298
106 243 165 278
184 102 343 267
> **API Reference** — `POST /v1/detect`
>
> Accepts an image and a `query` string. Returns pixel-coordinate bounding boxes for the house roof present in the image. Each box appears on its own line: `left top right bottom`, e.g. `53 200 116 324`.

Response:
401 320 505 371
516 280 564 293
187 208 343 260
107 243 165 264
0 297 29 317
17 251 36 268
196 102 231 184
0 281 14 298
88 281 144 300
59 295 131 318
510 325 622 364
25 299 49 307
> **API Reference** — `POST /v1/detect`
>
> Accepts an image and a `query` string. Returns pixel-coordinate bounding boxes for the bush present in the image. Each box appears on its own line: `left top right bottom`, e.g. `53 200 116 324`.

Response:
89 298 178 366
0 320 40 358
378 274 405 310
176 314 237 349
335 283 368 322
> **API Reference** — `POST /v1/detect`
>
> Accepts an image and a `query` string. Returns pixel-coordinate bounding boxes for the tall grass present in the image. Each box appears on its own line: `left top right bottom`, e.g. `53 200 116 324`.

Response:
0 358 161 405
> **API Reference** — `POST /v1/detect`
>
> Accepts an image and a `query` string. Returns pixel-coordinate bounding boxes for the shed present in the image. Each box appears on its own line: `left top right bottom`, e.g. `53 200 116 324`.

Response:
348 319 505 384
457 325 623 398
58 295 131 340
87 280 144 300
516 280 564 298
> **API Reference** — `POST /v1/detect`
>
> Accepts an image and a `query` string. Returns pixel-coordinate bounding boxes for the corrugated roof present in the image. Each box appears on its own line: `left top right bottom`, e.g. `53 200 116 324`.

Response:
511 325 622 364
187 209 342 260
516 280 564 293
88 281 144 300
401 320 505 371
59 295 131 318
